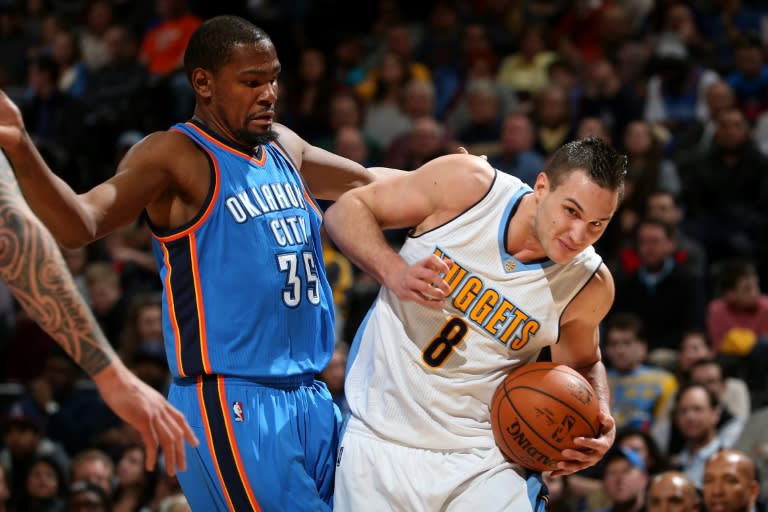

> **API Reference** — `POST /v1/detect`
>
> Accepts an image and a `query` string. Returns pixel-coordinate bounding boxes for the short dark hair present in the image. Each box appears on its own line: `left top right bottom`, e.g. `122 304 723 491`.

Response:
717 258 757 292
184 15 271 81
605 312 644 340
634 217 677 241
675 381 719 410
544 136 627 198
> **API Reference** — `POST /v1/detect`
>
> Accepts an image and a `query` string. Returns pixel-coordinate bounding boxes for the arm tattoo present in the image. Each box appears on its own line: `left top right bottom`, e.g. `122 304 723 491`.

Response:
0 152 114 375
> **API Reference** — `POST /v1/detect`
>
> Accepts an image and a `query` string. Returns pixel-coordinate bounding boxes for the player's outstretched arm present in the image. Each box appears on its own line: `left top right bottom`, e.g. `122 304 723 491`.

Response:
0 152 197 475
0 90 172 248
550 264 617 476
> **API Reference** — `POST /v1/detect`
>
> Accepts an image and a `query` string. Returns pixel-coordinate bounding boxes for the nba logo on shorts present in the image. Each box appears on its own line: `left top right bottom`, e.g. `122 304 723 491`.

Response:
232 401 244 422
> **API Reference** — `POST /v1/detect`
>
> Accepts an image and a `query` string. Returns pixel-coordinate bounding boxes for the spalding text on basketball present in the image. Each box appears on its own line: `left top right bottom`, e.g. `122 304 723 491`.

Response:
505 419 556 468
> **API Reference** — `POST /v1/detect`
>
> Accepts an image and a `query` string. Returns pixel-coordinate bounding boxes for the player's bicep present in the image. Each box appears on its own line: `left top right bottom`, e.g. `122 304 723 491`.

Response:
352 172 436 230
80 135 173 238
553 265 615 368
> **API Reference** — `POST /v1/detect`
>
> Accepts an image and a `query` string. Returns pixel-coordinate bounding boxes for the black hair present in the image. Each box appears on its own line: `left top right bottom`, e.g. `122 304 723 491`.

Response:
604 312 645 340
544 136 627 199
717 258 757 293
183 15 271 82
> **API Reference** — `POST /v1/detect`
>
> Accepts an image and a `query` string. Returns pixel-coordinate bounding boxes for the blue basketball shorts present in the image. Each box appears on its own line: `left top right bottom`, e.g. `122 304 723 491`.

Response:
169 374 342 511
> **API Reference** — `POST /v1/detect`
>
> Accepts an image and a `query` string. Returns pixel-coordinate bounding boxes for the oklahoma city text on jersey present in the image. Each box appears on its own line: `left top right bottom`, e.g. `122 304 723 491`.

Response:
223 181 312 246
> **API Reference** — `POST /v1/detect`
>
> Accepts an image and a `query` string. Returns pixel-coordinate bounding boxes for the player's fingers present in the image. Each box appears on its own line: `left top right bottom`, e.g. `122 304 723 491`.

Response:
159 419 178 476
140 423 160 473
425 254 451 273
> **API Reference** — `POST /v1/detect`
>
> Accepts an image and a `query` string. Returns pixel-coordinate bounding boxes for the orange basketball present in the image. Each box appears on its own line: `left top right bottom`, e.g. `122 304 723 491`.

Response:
490 361 601 472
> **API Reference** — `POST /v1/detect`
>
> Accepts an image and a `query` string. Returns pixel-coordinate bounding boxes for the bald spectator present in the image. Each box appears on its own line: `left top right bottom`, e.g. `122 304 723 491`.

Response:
646 471 701 512
703 449 762 512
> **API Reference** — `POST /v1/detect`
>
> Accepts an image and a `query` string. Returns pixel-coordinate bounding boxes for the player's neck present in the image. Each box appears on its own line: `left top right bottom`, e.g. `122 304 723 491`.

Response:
505 193 545 262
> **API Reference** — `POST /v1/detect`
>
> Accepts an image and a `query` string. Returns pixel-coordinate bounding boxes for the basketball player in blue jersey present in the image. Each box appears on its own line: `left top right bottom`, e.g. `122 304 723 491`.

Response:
0 15 401 512
324 137 627 511
0 152 197 476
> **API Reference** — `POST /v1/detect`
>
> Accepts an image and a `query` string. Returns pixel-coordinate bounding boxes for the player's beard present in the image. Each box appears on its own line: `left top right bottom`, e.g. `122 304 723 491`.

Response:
237 127 278 148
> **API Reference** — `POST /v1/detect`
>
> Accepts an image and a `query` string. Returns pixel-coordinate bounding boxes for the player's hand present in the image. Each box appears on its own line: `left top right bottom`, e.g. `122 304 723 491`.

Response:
551 411 616 476
388 254 451 308
0 90 26 149
93 363 199 476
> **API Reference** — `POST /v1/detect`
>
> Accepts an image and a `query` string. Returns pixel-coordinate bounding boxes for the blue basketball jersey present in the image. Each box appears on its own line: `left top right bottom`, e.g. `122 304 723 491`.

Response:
150 121 335 379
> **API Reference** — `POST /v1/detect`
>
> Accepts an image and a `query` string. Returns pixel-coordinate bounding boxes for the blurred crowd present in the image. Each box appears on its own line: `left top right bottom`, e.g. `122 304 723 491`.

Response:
0 0 768 510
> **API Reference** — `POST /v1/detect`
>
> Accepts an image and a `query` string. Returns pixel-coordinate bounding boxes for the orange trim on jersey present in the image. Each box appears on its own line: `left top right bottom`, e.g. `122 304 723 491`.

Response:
197 378 237 512
181 122 268 166
153 145 221 244
216 377 261 511
188 233 212 373
161 242 185 377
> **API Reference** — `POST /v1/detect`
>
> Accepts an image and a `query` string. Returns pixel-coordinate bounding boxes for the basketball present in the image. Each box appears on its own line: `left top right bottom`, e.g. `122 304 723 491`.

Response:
490 361 601 472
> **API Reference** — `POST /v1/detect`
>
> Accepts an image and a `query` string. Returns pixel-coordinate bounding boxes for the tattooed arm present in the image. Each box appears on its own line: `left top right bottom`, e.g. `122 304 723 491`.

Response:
0 150 197 474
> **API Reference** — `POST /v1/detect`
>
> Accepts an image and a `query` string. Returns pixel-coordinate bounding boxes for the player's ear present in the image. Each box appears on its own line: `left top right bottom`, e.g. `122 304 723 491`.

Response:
533 172 549 198
192 69 212 98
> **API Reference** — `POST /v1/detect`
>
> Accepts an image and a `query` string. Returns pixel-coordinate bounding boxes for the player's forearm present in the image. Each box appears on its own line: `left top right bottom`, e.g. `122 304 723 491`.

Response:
577 360 611 417
324 195 406 287
4 137 97 248
0 164 115 376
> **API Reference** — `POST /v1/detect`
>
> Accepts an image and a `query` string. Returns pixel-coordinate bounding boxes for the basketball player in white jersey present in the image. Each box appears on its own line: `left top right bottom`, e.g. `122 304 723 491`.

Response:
324 137 626 511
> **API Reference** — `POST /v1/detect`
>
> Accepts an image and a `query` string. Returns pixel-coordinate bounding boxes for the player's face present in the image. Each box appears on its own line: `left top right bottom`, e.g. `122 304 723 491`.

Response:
647 475 699 512
208 40 280 147
533 169 617 264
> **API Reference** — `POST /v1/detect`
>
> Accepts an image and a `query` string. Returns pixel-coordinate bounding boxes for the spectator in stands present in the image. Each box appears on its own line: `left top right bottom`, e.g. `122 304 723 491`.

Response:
111 444 157 512
361 51 413 150
679 107 768 263
644 190 707 280
79 0 114 71
690 358 751 419
84 263 127 346
676 331 750 421
603 313 677 447
702 449 763 512
675 79 737 166
14 453 68 512
734 405 768 498
69 449 114 497
644 32 720 133
531 84 576 158
495 24 556 107
580 57 643 146
67 480 112 512
672 383 744 487
707 258 768 391
312 91 381 164
611 218 706 364
138 0 202 120
725 34 768 124
488 111 545 187
0 410 69 504
597 447 649 512
646 470 702 512
280 47 334 143
6 347 121 457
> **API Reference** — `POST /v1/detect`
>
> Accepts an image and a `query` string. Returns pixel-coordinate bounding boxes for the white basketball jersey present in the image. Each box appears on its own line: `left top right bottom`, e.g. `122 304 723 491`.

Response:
344 171 603 450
